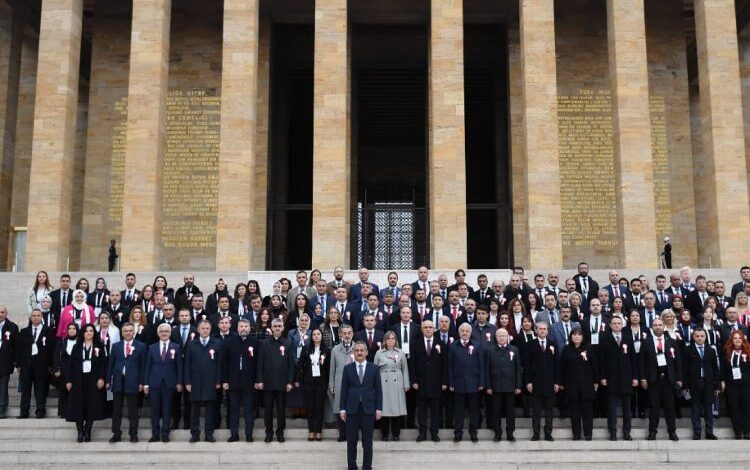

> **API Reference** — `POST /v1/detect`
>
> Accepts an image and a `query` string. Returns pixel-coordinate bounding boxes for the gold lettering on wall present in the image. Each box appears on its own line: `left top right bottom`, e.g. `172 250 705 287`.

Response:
108 89 220 249
650 96 671 240
162 89 220 249
558 89 619 263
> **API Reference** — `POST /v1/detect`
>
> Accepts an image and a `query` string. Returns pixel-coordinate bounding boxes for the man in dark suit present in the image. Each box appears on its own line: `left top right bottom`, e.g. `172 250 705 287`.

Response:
685 276 710 324
211 316 236 430
653 275 672 313
523 321 559 441
0 306 18 418
599 315 638 441
174 273 202 311
107 323 146 442
411 266 430 299
411 320 446 442
390 306 420 427
190 294 210 325
170 309 197 430
221 318 259 442
350 268 380 305
471 274 493 306
719 307 748 341
448 269 475 295
209 296 239 332
143 323 183 442
485 328 522 442
105 290 130 329
120 272 141 309
16 309 54 419
185 320 222 443
573 262 599 302
48 274 73 326
257 318 295 442
354 313 384 362
604 271 629 306
339 341 382 470
730 266 750 299
310 280 335 318
639 318 682 441
447 323 484 442
683 328 720 440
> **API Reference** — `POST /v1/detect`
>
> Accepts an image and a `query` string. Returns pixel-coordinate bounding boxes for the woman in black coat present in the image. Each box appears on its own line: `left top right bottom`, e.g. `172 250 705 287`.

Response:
53 323 79 418
64 324 107 442
558 327 599 440
295 329 330 441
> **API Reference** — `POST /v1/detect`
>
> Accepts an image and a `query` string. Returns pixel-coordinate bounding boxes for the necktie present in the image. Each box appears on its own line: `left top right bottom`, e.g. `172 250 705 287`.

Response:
698 345 704 359
593 317 599 333
125 342 131 356
582 278 588 295
403 326 408 344
649 311 654 326
202 339 207 347
358 363 364 383
368 331 373 347
452 305 458 319
540 340 545 351
657 337 663 353
564 323 570 341
419 306 424 317
33 327 38 343
426 339 432 356
442 333 447 343
182 327 188 345
616 335 621 347
658 292 664 303
62 291 67 305
161 343 167 361
614 286 620 298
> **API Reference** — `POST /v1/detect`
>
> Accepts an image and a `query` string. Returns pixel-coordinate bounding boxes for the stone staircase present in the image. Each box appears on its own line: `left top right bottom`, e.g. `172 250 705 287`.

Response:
0 375 747 469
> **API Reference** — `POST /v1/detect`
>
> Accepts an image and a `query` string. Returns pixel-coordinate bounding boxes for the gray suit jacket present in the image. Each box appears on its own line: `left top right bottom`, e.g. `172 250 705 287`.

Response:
328 342 355 413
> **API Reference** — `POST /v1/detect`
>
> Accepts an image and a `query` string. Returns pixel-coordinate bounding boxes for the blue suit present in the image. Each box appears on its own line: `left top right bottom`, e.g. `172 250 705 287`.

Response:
107 340 146 438
107 340 146 394
143 341 183 438
340 361 382 470
447 339 484 437
350 283 380 306
309 294 335 317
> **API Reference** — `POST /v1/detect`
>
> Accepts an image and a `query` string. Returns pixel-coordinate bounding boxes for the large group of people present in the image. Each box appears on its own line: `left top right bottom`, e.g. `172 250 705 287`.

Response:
3 264 750 456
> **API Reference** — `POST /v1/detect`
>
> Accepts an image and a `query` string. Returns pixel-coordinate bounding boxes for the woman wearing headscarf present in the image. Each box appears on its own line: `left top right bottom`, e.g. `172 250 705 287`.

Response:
87 277 110 316
64 324 107 442
57 290 96 339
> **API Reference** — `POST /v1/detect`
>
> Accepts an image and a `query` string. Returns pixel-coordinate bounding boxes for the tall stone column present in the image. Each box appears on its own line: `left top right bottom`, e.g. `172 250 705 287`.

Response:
606 0 658 267
25 0 83 271
429 0 467 269
693 0 750 266
253 18 271 269
0 1 21 270
519 0 562 268
120 0 171 271
312 0 350 269
216 0 259 270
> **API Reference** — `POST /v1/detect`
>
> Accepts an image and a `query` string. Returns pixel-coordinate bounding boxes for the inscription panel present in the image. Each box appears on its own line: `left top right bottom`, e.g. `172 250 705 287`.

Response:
558 89 619 265
109 89 219 262
650 95 671 241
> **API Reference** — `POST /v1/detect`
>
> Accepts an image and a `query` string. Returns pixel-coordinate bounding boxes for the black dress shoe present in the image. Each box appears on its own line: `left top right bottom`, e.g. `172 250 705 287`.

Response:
228 435 240 442
609 434 617 441
693 432 701 440
381 436 389 442
572 436 581 441
35 412 46 419
246 435 254 442
531 434 540 441
130 436 139 443
189 436 200 443
544 435 554 442
431 435 440 442
470 435 478 443
109 435 121 443
669 432 679 441
161 436 170 443
705 433 718 440
493 434 501 442
77 434 84 443
416 434 426 442
17 414 29 419
205 436 216 443
453 434 462 442
584 436 592 441
647 432 656 441
264 436 273 443
623 434 632 441
638 411 646 419
170 423 179 430
744 434 750 440
276 436 285 443
337 435 346 442
149 436 161 443
506 434 515 442
392 436 399 441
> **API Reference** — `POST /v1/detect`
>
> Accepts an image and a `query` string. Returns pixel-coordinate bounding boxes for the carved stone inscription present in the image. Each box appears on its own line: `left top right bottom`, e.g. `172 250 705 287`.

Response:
558 89 619 262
